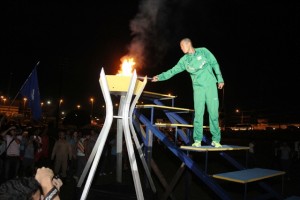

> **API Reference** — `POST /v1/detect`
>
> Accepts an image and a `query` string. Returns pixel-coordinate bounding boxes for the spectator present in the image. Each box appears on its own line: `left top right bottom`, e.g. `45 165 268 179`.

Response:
279 142 291 180
1 126 22 180
293 140 299 161
39 126 50 168
19 131 29 161
248 141 257 168
32 129 43 166
0 167 63 200
73 132 87 182
0 135 6 182
85 129 98 159
51 131 72 179
271 140 281 170
21 135 35 177
67 130 78 178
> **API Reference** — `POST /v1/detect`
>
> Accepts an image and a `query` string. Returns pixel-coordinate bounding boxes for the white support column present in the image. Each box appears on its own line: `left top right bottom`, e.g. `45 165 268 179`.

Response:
129 76 156 193
121 71 144 200
79 68 114 200
116 96 125 182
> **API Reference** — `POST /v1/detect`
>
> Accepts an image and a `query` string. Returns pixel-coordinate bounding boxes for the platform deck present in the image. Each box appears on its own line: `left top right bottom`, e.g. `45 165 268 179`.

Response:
285 196 300 200
212 168 285 184
142 91 177 100
136 104 194 113
180 145 250 152
155 123 194 128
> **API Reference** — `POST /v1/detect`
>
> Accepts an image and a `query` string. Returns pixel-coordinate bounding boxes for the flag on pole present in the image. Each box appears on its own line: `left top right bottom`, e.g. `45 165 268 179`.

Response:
20 64 42 121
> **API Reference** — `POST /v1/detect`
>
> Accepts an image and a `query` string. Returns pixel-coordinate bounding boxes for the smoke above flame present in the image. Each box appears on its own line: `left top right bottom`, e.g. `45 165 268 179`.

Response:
116 0 190 75
116 0 166 75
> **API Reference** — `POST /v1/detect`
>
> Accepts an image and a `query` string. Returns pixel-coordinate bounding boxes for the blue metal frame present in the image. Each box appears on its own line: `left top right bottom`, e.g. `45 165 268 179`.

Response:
134 110 232 200
133 95 284 200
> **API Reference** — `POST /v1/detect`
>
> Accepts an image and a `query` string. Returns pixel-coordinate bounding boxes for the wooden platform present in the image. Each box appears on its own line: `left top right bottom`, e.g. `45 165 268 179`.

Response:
212 168 285 184
155 123 194 128
285 196 300 200
180 145 250 152
136 104 194 113
142 91 177 100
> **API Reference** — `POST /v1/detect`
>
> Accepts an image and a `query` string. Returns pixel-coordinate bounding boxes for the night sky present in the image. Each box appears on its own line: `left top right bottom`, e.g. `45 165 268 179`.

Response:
1 0 299 119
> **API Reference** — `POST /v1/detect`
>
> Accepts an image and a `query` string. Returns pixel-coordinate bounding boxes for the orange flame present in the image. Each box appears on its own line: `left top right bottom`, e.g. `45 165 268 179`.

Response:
117 56 136 76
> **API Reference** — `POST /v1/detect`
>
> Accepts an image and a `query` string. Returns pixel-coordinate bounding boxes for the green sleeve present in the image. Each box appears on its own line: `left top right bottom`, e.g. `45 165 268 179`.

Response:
203 48 224 83
157 59 186 81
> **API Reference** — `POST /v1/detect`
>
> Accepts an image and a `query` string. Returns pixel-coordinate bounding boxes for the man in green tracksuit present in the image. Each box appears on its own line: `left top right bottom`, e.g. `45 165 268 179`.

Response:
152 38 224 147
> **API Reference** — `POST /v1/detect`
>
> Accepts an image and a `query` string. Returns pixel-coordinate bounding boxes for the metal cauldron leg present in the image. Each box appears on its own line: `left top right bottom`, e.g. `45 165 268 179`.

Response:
79 68 114 200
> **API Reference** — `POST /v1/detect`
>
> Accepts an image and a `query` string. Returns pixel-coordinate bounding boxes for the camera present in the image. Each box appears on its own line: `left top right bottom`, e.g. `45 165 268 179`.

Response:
53 174 60 179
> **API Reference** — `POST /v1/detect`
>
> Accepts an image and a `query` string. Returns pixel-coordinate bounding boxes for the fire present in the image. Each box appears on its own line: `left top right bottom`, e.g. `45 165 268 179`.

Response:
117 56 136 76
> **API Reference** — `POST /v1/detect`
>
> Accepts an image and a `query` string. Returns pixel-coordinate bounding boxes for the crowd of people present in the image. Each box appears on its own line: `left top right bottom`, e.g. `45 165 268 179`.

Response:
0 112 299 199
0 115 118 199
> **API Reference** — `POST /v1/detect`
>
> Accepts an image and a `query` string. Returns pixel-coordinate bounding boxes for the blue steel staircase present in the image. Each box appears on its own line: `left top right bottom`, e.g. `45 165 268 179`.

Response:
132 91 285 200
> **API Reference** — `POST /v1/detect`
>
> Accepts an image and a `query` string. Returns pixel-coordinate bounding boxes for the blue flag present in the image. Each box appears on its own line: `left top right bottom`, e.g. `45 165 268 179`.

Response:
20 65 42 121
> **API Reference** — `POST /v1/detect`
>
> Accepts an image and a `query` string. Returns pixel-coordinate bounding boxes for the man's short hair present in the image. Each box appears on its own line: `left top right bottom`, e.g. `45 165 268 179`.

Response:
0 177 40 200
181 38 191 44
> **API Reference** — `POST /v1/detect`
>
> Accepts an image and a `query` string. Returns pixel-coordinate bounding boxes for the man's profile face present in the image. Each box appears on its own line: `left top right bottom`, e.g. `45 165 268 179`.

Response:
180 41 190 54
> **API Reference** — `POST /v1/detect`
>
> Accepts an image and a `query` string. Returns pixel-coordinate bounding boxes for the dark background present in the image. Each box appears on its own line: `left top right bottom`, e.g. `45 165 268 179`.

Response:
1 0 299 120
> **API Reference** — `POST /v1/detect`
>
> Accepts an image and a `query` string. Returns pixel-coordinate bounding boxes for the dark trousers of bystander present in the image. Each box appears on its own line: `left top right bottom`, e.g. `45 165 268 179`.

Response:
4 156 20 180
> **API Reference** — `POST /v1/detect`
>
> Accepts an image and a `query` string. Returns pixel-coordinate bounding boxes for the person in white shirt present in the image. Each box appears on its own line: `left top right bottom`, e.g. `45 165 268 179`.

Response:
1 126 22 180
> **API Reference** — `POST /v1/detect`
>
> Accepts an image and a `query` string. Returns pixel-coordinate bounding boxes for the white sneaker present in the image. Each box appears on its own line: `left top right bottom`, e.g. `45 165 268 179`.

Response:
211 141 222 148
192 141 201 147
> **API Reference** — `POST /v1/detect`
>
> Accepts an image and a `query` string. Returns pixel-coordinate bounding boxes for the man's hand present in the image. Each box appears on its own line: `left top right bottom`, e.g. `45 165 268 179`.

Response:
218 82 224 89
35 167 54 194
52 177 63 191
152 76 159 82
